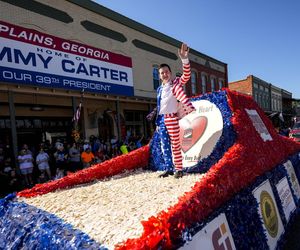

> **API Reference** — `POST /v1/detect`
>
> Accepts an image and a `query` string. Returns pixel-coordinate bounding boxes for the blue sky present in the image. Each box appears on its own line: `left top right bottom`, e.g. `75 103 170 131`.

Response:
94 0 300 98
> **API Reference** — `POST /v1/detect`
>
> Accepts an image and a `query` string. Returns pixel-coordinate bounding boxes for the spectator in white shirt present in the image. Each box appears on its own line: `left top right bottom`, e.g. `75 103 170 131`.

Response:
18 149 34 186
36 147 51 181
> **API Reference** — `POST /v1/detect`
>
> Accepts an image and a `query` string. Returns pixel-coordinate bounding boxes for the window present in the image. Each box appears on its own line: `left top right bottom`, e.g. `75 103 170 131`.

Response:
191 71 197 95
258 94 262 107
16 120 25 128
33 119 42 128
153 66 160 90
254 93 258 102
272 99 275 110
124 110 145 136
1 118 71 129
5 119 11 128
262 95 266 109
211 77 216 91
266 97 269 109
218 79 224 90
0 120 5 128
201 74 207 93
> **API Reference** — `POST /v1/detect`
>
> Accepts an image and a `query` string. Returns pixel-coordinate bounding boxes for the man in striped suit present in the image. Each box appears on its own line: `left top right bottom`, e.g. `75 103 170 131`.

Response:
156 43 195 178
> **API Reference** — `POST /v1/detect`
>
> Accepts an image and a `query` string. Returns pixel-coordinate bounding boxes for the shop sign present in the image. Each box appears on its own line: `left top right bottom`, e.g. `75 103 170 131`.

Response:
0 21 133 96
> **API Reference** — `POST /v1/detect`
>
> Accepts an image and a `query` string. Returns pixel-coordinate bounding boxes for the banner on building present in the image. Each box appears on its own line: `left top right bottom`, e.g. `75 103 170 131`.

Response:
0 21 134 96
252 180 284 250
180 213 236 250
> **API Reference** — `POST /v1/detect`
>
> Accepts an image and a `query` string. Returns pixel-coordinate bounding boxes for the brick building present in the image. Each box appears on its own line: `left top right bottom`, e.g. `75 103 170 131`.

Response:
229 75 293 126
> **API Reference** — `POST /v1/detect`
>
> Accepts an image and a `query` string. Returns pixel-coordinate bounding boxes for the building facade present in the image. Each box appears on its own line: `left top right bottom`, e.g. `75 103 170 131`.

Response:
229 75 293 126
0 0 227 160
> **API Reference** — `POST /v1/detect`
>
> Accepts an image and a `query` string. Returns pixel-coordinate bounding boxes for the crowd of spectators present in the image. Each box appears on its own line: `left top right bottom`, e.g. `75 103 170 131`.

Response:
0 134 148 198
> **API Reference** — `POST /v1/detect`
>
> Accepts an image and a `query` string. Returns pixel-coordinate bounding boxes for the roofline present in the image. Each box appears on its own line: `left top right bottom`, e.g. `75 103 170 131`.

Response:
281 89 292 96
250 75 269 85
282 97 298 101
228 78 248 85
66 0 227 66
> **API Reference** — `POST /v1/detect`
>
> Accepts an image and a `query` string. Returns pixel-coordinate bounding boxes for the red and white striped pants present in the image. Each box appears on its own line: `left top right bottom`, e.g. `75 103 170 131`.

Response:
164 113 182 171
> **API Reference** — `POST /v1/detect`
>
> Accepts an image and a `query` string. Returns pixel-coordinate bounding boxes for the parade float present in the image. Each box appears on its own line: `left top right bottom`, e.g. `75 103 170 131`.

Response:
1 89 300 250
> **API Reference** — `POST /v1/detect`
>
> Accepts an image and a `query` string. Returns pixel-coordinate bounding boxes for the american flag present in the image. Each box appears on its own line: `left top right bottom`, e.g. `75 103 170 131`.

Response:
72 102 82 123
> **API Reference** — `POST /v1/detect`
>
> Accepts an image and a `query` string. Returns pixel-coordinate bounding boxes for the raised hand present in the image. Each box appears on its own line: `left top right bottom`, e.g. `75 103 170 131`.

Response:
178 43 189 60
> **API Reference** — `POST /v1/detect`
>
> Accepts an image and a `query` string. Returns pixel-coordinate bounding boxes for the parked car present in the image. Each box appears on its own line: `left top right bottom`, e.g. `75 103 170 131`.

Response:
289 122 300 142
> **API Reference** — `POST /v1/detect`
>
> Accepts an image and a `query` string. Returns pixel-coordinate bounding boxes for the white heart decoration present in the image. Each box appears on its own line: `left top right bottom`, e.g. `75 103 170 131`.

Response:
179 100 223 168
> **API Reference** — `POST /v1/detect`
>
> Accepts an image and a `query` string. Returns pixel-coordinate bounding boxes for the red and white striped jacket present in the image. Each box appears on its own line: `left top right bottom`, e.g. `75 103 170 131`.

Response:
148 60 196 122
170 61 196 118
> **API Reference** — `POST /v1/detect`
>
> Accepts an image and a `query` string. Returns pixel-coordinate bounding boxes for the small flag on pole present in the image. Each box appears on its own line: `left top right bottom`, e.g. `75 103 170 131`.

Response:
72 102 82 123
